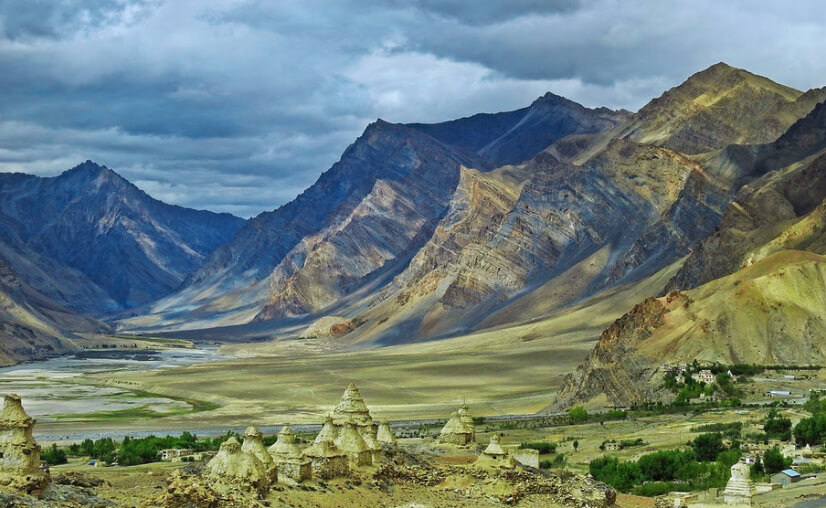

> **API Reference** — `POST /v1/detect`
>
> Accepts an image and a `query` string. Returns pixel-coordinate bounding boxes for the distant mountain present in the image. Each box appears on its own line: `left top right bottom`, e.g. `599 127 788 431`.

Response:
125 64 826 342
552 99 826 409
408 92 630 167
125 95 629 331
0 161 245 314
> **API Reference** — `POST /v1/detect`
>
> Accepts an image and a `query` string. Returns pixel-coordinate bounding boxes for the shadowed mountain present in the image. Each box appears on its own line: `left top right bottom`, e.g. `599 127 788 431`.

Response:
127 98 628 331
0 161 245 314
408 92 630 167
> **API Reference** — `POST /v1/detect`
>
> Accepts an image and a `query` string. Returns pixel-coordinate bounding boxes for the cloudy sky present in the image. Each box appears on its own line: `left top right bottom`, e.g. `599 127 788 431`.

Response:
0 0 824 217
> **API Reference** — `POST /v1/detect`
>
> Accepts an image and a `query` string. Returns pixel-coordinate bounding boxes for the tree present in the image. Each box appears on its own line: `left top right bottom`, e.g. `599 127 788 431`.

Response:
569 406 588 424
764 411 792 441
41 443 67 465
762 445 790 474
691 433 725 462
573 440 579 451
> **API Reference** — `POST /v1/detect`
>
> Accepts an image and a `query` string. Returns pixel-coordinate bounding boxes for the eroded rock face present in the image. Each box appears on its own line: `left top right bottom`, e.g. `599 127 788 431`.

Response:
551 297 671 409
132 97 627 331
666 101 826 293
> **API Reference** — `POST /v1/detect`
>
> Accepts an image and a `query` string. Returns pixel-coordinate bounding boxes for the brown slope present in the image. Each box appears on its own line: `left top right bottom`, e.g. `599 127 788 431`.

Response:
552 112 826 409
343 138 728 344
620 62 826 154
0 255 108 366
552 250 826 409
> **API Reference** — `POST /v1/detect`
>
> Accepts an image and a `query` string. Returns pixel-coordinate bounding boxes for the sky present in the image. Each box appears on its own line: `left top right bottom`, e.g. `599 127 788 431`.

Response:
0 1 824 217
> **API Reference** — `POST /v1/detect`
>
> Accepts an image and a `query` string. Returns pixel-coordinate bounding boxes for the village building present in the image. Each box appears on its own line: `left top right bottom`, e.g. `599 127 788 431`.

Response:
160 448 194 462
438 408 475 446
303 438 349 479
267 426 311 483
242 426 277 482
376 421 397 446
334 423 373 467
604 441 621 451
692 369 715 384
767 390 791 397
510 448 539 468
771 469 801 486
723 461 754 505
0 394 49 492
204 437 270 494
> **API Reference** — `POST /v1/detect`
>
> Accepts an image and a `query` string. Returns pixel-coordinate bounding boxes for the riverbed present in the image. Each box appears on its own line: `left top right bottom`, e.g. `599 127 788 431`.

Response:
0 347 226 427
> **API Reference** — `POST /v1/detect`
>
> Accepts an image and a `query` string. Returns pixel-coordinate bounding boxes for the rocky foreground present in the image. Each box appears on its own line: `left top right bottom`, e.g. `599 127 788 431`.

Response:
0 453 616 508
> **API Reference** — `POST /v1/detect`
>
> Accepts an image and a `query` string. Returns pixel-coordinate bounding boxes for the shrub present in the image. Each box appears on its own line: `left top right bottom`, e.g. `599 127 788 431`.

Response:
519 442 556 454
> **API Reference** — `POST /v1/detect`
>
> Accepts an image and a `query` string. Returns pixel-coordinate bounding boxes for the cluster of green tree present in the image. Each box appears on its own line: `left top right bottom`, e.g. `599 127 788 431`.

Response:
792 392 826 446
705 364 765 376
763 408 792 441
714 373 743 398
750 445 792 480
519 442 556 454
67 431 237 465
793 413 826 445
804 391 826 414
41 443 67 465
565 406 627 426
590 432 744 494
590 447 740 494
674 379 715 405
599 438 645 450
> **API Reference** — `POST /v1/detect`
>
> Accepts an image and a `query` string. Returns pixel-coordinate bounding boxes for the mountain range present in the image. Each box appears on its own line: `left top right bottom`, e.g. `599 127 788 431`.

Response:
2 62 826 388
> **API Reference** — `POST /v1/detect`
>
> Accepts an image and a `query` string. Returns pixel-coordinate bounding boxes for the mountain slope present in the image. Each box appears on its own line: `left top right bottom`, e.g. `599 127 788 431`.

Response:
615 62 826 154
125 64 824 347
336 67 826 344
553 101 826 408
0 255 107 366
128 98 628 331
0 162 245 313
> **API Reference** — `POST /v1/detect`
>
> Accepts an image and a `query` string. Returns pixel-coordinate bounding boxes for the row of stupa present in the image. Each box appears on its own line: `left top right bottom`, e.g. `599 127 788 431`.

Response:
204 383 398 489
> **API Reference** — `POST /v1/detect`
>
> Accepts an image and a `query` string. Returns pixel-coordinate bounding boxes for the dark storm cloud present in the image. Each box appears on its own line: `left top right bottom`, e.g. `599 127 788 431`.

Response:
0 0 824 217
0 0 159 40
